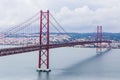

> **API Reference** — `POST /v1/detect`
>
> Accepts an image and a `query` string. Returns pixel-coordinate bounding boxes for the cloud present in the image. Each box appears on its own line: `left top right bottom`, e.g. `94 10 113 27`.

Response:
53 6 94 32
0 0 120 32
54 5 120 32
0 0 48 26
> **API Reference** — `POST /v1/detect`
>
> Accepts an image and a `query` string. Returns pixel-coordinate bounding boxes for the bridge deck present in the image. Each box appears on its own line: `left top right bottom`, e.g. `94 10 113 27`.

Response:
0 41 111 57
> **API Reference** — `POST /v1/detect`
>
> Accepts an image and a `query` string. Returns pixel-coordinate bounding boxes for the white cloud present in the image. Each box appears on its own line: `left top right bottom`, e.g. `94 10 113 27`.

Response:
0 0 120 32
0 0 48 26
54 5 120 32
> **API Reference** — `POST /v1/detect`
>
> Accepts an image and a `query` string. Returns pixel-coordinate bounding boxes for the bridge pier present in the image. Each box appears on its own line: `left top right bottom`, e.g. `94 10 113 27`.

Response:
37 68 51 72
96 26 102 54
96 26 112 54
37 10 51 72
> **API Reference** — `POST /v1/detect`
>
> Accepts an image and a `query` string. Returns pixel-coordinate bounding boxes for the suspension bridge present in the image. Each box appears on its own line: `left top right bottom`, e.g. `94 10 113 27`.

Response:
0 10 111 72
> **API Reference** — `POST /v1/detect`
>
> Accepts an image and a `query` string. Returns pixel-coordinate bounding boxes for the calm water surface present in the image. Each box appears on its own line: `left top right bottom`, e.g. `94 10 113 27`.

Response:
0 47 120 80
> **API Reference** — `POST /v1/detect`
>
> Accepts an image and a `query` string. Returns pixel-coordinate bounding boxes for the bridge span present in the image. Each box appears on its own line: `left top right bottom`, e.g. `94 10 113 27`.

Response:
0 40 111 57
0 10 112 72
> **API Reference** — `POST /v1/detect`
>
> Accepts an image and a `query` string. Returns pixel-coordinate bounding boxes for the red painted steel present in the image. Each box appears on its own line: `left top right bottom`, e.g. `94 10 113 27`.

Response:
96 26 102 53
0 41 111 57
0 10 112 71
39 10 50 69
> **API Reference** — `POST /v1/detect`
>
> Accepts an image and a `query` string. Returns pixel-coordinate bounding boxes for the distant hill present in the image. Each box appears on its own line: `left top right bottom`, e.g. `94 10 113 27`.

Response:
68 33 120 41
5 32 120 41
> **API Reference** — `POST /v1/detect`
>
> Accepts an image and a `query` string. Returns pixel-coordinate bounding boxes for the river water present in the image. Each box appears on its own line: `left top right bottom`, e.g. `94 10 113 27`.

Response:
0 47 120 80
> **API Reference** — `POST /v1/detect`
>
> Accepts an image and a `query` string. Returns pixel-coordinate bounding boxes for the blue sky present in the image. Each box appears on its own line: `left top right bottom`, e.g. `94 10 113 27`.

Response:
0 0 120 32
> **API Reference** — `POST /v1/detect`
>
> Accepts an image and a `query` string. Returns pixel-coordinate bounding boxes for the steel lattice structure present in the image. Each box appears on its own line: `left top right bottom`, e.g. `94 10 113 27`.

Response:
38 10 50 72
96 26 102 53
0 10 112 72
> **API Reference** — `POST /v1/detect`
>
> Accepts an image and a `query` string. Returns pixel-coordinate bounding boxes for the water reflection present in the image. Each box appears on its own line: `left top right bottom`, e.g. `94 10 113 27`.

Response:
37 49 112 80
0 47 118 80
38 72 50 80
59 49 111 77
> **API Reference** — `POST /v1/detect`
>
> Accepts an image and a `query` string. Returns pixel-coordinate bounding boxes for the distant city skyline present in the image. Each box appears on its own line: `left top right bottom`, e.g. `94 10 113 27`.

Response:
0 0 120 33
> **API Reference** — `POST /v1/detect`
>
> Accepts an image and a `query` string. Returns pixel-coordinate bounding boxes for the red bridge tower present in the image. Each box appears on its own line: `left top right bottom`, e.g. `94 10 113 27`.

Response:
37 10 51 72
96 25 102 53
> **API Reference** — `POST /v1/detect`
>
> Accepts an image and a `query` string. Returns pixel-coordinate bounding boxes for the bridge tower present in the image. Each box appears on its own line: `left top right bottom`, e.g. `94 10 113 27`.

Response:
37 10 51 72
96 26 102 53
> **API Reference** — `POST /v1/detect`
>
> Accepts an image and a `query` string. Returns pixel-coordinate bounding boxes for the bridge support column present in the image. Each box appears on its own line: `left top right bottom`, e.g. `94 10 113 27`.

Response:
96 26 102 53
37 10 51 72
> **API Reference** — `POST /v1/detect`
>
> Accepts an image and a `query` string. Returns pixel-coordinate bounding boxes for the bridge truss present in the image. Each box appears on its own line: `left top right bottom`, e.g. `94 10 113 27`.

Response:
0 10 112 72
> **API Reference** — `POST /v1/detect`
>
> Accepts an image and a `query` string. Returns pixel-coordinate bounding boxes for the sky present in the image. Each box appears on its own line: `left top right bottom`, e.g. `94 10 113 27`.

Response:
0 0 120 33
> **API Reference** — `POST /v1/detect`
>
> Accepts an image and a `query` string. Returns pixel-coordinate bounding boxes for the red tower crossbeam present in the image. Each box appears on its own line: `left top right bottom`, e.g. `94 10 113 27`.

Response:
96 26 102 53
37 10 51 72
